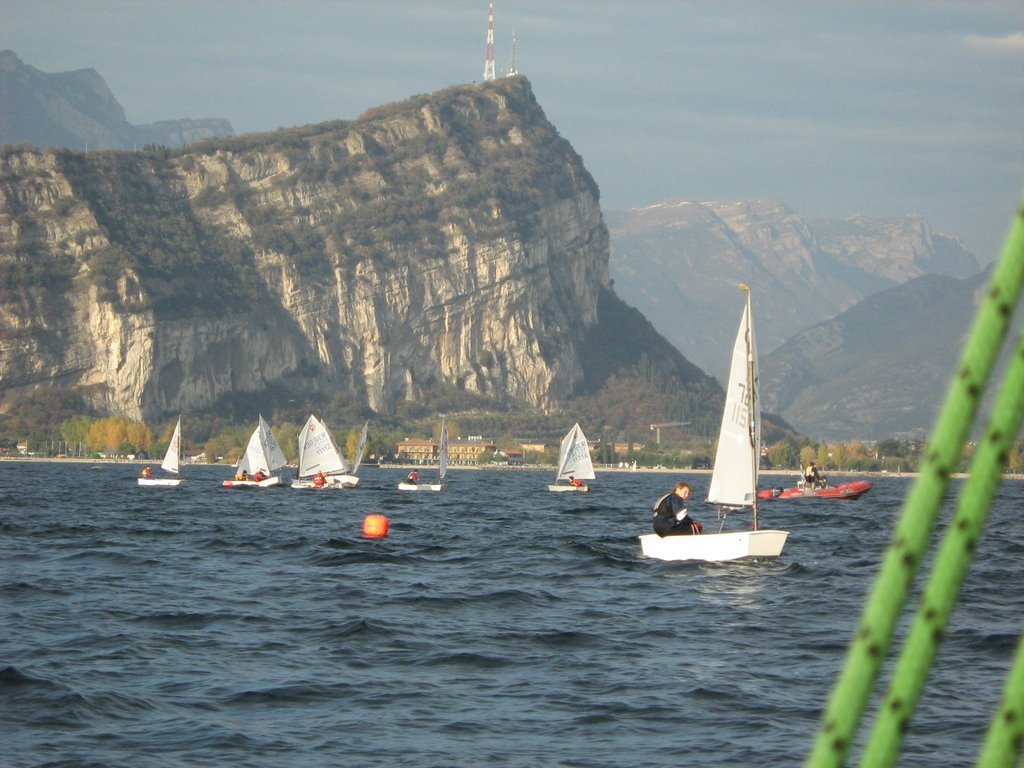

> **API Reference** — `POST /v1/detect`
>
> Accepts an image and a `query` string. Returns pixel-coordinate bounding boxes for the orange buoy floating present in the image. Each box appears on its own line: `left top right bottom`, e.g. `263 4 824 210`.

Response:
363 514 389 538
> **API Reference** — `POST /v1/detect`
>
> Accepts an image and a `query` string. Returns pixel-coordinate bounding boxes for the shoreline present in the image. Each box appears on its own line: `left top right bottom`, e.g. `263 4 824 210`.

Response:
2 456 1020 480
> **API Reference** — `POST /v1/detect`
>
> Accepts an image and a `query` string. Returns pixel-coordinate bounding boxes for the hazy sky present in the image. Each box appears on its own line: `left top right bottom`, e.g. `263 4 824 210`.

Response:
4 1 1022 263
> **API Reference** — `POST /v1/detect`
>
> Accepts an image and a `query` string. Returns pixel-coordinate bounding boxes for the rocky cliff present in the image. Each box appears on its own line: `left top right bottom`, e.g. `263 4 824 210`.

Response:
0 76 613 422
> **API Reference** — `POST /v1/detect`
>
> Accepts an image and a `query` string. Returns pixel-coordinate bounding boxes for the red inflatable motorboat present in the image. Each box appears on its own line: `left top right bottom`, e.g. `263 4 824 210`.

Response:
758 479 872 500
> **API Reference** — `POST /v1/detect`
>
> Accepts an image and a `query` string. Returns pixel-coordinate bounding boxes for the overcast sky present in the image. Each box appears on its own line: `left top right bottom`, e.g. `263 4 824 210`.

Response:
4 1 1022 263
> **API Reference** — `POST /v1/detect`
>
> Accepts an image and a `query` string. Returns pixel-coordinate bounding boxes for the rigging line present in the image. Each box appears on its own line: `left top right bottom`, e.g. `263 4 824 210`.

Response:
860 326 1024 767
977 593 1024 767
805 192 1024 768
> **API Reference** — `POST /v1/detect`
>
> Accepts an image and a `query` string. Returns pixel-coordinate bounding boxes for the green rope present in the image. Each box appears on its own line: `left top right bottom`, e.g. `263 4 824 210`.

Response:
978 626 1024 767
805 194 1024 768
859 328 1024 766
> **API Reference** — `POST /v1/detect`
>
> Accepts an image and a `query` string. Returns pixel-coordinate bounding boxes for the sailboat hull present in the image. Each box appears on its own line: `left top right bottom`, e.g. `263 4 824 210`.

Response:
398 482 445 492
292 473 360 489
137 477 184 487
638 529 789 562
221 476 282 488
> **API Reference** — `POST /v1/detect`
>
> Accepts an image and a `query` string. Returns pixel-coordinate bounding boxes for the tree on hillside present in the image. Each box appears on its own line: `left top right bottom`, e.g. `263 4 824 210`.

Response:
84 416 152 453
61 415 94 446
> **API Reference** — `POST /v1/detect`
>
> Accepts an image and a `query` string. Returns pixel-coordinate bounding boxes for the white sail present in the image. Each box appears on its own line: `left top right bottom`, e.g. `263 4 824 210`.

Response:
707 290 759 508
438 419 448 481
160 416 182 475
349 421 369 474
236 427 263 475
260 414 288 472
238 415 287 474
555 422 596 481
297 414 347 478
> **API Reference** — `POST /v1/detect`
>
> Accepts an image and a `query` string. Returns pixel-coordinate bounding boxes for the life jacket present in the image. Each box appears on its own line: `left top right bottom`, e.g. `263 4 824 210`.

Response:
653 493 674 518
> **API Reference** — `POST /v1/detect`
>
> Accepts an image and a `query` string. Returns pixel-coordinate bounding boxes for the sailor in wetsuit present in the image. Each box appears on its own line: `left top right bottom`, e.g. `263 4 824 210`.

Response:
652 481 703 536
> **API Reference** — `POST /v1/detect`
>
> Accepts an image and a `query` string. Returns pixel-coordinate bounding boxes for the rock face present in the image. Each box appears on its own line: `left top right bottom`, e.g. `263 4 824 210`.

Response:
0 49 233 150
0 76 610 422
607 198 979 373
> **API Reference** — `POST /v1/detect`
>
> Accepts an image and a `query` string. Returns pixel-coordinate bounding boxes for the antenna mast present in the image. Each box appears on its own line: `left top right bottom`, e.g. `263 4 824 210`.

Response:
506 25 518 76
483 0 496 81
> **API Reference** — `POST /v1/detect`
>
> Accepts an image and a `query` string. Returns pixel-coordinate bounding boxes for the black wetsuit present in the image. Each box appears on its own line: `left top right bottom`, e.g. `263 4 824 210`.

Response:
652 492 702 536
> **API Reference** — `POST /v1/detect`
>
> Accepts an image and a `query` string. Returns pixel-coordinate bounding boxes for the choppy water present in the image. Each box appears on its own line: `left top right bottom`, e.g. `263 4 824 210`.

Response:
2 461 1021 767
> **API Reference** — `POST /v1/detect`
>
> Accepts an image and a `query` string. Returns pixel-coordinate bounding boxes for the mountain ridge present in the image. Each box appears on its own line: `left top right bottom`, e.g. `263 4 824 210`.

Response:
759 269 992 440
607 198 979 375
0 50 233 150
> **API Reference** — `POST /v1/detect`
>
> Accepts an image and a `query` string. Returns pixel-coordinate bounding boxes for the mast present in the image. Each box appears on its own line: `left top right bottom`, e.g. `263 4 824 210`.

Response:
742 284 759 530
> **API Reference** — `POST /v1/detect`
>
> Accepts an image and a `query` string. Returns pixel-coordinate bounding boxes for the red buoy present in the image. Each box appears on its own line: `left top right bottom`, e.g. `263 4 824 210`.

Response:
363 514 389 538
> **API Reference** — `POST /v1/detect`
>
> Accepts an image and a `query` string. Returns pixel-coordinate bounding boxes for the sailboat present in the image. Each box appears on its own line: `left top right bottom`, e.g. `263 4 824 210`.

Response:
221 414 288 488
138 416 186 487
333 420 369 488
548 422 595 492
292 418 369 489
398 418 448 491
291 414 348 489
639 285 788 562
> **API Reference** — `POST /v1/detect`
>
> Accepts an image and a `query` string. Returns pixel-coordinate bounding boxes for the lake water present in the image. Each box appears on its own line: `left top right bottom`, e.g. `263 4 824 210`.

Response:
2 462 1021 767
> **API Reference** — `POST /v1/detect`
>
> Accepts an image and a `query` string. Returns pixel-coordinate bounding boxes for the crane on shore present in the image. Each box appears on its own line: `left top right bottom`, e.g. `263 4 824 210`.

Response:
649 422 689 445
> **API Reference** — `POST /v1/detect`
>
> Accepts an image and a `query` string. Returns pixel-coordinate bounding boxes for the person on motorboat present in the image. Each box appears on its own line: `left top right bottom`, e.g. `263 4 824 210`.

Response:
652 481 703 537
406 470 418 485
140 466 153 478
804 462 824 488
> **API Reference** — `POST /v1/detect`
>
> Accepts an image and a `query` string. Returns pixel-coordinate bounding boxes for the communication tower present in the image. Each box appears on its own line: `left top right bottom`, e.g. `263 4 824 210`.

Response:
483 0 496 81
506 26 518 76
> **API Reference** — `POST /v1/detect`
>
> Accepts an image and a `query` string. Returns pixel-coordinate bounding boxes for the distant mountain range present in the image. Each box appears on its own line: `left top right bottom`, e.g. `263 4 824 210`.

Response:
0 50 233 150
607 199 980 374
760 270 993 440
607 199 987 439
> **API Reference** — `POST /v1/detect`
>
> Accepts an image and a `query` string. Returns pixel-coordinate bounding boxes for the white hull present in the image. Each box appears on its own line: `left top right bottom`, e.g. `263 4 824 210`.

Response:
398 482 445 492
638 529 789 562
291 479 339 489
548 484 589 492
291 474 359 489
221 476 283 488
137 477 184 487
